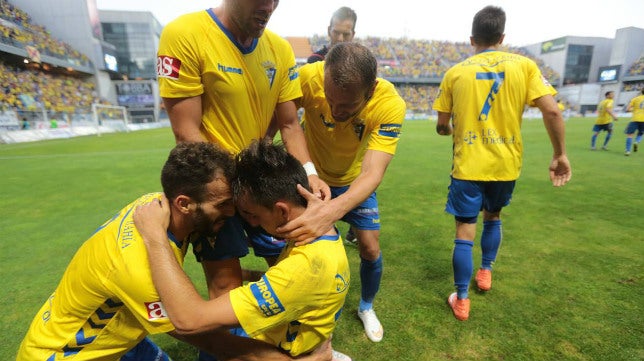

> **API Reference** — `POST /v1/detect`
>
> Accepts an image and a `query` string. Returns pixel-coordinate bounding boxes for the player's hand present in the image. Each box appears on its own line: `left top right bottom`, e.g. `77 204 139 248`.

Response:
296 338 332 361
549 154 572 187
275 184 336 246
133 194 171 244
307 174 331 200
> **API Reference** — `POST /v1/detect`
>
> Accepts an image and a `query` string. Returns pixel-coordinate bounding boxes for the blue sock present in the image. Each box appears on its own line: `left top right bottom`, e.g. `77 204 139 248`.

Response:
636 135 642 144
359 252 383 311
603 133 612 147
591 134 597 148
481 220 502 269
452 239 473 299
626 138 633 152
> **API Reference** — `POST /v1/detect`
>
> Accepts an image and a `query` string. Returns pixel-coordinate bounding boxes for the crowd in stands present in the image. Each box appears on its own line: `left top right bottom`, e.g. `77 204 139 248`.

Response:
626 56 644 77
0 1 90 67
310 35 562 113
1 0 643 120
0 60 98 113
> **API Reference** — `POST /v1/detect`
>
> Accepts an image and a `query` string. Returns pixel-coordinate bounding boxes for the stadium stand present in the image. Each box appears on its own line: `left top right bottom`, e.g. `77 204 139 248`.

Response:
306 36 562 114
0 0 118 134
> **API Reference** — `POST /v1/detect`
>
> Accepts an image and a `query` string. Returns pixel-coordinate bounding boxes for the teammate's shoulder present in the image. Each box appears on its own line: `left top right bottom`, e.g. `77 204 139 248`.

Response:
166 10 208 26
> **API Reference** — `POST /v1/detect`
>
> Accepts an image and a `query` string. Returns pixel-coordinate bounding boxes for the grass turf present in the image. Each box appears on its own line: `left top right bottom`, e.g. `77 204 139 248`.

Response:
1 117 642 360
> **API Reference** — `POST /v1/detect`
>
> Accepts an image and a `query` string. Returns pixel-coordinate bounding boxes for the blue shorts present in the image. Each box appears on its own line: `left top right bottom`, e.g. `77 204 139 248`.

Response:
192 214 250 262
593 123 613 132
332 185 380 230
625 121 644 135
445 178 515 220
121 337 171 361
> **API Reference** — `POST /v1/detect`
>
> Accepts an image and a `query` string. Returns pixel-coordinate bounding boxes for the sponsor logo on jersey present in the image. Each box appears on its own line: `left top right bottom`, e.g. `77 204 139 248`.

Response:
250 275 285 316
157 55 181 79
218 63 243 74
145 301 169 320
378 123 401 138
287 65 299 81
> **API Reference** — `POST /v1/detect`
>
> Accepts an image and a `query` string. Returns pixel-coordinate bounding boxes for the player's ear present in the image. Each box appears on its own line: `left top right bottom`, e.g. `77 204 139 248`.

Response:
175 195 195 214
275 201 290 222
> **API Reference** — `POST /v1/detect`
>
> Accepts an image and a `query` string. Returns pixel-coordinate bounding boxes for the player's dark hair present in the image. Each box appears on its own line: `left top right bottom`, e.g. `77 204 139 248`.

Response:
325 42 377 95
471 5 505 46
330 6 357 30
161 142 234 203
605 91 614 97
233 140 308 209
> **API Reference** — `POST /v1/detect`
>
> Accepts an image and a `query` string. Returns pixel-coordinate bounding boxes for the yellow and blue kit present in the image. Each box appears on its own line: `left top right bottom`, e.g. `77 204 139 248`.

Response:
297 62 406 187
229 232 350 356
433 50 557 181
17 193 185 360
157 9 302 154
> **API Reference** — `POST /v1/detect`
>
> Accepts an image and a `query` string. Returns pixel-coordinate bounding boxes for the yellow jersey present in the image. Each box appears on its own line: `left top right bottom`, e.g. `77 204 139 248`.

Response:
433 50 557 181
596 98 615 125
229 233 350 356
17 193 186 361
298 62 406 186
157 9 302 154
628 95 644 122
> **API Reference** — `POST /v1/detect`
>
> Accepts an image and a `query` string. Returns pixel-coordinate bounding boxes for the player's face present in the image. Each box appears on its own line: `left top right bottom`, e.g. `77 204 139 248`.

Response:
328 19 355 46
229 0 278 40
324 78 370 122
236 193 284 236
192 178 235 237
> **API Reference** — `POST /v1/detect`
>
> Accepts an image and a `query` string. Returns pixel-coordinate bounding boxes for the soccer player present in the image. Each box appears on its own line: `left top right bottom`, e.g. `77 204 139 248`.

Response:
17 142 328 361
307 7 357 64
624 89 644 156
133 140 351 360
157 2 329 358
273 42 406 343
591 91 619 150
432 5 572 321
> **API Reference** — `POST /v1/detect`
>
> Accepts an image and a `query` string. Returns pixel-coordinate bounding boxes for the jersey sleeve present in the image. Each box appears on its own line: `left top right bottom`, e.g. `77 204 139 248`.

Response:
106 195 177 335
275 35 303 104
432 69 454 113
525 60 557 106
228 254 315 337
366 82 406 155
157 13 204 98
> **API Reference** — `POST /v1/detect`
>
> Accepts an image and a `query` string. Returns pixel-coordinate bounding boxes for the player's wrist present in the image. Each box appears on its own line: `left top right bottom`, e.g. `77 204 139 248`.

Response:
303 161 318 176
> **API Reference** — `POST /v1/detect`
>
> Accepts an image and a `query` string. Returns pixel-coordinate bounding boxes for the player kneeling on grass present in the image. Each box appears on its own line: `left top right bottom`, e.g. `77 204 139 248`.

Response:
134 140 352 361
17 142 332 361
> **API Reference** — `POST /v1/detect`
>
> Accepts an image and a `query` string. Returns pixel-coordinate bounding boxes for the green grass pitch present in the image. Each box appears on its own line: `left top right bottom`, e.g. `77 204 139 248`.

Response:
1 117 642 360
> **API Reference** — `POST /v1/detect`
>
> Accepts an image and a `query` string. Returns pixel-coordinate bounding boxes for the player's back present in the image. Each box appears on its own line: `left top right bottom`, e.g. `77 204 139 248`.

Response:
17 193 176 360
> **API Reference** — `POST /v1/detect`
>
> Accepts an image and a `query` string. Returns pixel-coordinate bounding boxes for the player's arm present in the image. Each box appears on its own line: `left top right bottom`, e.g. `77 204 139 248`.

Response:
163 96 206 142
202 258 243 299
169 330 332 361
534 94 572 187
275 100 330 200
133 198 332 361
277 149 393 244
132 196 238 333
436 111 453 135
607 105 618 121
